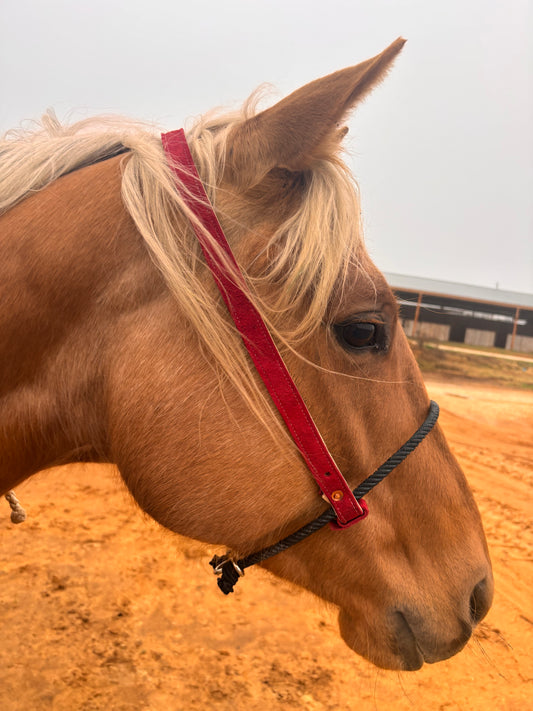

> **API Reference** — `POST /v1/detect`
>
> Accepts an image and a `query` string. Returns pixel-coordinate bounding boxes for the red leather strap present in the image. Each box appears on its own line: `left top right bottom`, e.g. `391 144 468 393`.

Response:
161 129 366 527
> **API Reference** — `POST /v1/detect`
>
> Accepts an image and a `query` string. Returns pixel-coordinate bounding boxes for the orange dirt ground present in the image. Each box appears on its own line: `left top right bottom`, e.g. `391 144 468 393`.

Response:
1 374 531 711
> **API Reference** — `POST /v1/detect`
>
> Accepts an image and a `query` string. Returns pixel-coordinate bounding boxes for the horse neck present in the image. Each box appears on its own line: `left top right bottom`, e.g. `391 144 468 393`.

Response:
0 155 165 491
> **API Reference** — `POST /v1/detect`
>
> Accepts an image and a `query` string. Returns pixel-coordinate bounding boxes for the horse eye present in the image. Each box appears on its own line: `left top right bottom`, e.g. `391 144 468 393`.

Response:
335 322 379 350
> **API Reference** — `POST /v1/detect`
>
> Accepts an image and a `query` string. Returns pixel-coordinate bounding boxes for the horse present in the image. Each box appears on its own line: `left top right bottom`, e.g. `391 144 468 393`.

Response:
0 38 493 671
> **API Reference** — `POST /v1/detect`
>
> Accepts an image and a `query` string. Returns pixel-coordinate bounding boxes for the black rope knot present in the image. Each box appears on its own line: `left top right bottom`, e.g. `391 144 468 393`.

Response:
209 555 243 594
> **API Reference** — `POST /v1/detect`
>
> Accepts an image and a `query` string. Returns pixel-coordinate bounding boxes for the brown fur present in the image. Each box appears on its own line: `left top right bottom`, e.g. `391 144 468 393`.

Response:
0 40 493 670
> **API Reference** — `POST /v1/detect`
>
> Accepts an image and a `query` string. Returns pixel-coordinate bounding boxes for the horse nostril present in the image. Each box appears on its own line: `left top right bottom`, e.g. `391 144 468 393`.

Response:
469 578 491 625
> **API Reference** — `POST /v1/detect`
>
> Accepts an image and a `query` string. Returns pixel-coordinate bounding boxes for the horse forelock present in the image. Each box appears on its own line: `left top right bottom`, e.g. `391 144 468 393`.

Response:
184 97 366 341
126 103 366 429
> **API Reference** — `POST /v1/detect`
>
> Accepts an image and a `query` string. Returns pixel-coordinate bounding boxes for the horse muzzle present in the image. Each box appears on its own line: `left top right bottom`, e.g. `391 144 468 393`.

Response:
339 572 494 670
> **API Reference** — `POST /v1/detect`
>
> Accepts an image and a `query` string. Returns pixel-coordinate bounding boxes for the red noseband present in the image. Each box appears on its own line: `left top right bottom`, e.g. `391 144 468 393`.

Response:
161 129 366 528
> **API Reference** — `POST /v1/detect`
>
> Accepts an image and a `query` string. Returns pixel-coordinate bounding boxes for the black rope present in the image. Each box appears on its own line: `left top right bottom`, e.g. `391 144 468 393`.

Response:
210 400 439 593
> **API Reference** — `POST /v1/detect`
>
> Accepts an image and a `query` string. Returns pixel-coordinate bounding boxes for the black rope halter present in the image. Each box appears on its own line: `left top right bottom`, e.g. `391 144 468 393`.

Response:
210 400 439 594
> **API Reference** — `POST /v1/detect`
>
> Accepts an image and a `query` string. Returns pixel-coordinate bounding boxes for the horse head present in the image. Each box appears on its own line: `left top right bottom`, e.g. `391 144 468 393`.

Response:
0 38 493 670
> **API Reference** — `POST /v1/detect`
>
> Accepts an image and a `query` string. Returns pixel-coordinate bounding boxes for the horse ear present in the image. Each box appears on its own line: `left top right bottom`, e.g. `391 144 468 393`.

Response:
226 37 406 188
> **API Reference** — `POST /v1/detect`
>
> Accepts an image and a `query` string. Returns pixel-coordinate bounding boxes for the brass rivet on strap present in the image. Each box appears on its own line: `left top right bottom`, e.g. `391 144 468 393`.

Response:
331 490 344 501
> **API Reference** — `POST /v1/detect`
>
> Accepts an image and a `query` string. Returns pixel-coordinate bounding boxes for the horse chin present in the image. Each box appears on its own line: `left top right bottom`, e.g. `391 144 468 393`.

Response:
338 608 424 671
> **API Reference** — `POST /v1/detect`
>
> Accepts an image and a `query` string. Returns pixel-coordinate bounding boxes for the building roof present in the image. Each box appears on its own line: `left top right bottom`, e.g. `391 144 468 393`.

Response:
383 272 533 309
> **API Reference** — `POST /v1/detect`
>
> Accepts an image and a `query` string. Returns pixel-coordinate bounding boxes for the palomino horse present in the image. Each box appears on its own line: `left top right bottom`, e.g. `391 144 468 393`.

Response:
0 39 492 670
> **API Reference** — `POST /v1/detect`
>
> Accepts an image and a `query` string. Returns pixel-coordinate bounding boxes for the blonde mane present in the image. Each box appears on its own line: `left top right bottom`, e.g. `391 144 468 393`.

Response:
0 102 364 427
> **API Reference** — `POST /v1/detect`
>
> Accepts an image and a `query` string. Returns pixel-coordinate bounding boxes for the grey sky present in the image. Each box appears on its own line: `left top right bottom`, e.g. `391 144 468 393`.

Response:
1 0 531 293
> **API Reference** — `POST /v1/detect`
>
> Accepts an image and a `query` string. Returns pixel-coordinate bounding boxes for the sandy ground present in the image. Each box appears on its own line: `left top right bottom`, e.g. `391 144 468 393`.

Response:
0 375 531 711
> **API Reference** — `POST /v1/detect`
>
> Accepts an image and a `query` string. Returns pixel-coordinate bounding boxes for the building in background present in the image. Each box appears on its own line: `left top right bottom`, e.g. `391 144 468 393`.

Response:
385 273 533 354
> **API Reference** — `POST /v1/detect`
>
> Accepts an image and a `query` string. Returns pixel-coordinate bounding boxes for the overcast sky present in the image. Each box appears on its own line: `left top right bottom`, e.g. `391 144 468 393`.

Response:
1 0 531 293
